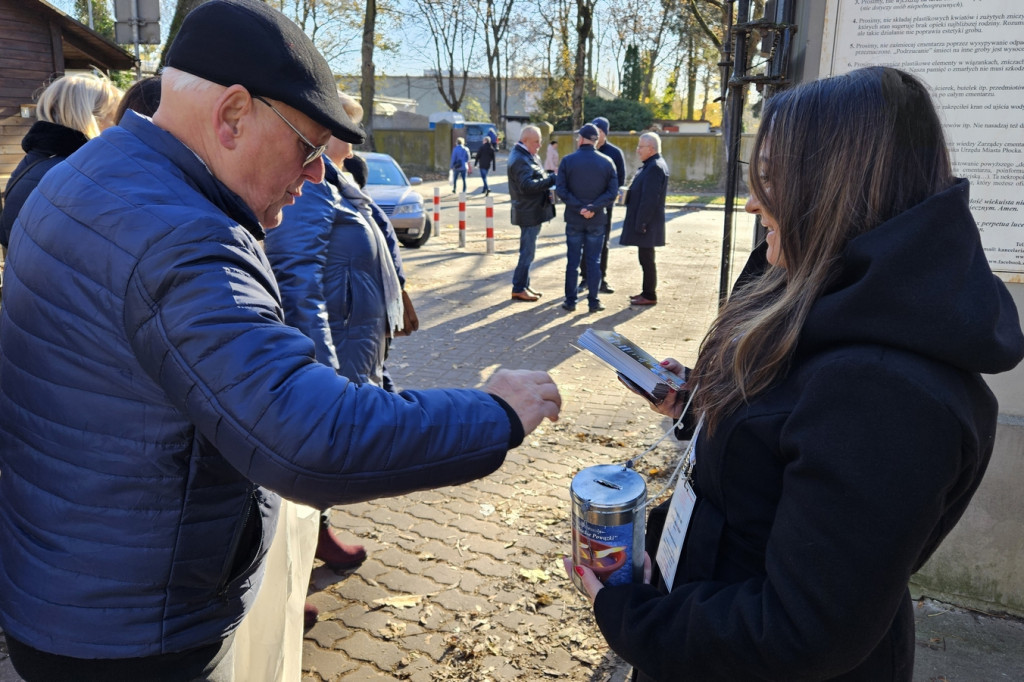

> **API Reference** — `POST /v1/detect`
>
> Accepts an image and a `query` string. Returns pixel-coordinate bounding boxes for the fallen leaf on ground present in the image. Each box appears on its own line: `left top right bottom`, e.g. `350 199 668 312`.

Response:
373 594 425 609
520 568 551 583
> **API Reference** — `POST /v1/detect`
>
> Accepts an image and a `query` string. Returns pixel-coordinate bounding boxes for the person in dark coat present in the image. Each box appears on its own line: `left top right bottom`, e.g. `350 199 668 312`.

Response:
580 116 626 294
620 132 668 306
506 124 556 301
1 73 122 250
555 123 619 312
474 136 497 195
564 66 1024 681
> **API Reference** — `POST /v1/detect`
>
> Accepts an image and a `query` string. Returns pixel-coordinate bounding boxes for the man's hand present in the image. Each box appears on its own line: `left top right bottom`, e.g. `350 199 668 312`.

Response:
482 369 561 434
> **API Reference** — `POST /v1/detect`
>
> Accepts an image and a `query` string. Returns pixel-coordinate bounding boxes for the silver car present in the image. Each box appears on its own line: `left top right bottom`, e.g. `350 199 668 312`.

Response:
361 152 431 248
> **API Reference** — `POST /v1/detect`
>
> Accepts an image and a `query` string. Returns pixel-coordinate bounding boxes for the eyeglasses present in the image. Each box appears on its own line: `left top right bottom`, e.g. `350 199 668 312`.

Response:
253 95 327 167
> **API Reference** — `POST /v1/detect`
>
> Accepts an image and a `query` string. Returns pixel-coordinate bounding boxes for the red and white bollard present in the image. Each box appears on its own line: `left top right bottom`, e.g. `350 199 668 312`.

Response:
485 195 495 254
433 186 441 238
458 192 467 248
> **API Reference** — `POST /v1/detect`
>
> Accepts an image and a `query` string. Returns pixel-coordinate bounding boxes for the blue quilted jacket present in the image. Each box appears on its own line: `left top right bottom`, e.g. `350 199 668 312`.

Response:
265 159 391 385
0 112 513 659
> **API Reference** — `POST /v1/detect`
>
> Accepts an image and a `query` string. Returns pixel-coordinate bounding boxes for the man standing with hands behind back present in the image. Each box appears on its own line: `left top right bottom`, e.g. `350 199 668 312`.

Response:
556 123 619 313
507 125 556 302
0 1 561 679
581 116 626 294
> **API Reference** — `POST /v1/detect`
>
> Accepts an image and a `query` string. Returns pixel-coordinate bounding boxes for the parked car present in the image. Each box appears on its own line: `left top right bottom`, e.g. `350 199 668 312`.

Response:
463 122 497 154
360 152 431 248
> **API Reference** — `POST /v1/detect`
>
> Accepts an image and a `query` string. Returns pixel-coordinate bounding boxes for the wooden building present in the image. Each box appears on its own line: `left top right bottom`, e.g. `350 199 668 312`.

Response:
0 0 134 182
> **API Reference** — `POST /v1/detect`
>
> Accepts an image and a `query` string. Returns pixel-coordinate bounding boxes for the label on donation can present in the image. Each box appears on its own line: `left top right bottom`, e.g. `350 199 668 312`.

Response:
570 464 646 595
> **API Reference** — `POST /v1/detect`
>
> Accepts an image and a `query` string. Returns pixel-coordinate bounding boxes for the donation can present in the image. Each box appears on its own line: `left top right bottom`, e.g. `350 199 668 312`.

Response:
570 464 646 594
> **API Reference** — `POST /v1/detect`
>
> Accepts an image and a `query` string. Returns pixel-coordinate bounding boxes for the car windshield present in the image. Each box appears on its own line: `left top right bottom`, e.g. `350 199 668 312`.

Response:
365 158 408 186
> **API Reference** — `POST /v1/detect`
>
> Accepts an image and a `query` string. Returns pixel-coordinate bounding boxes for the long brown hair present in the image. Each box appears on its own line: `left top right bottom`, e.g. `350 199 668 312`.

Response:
691 67 955 433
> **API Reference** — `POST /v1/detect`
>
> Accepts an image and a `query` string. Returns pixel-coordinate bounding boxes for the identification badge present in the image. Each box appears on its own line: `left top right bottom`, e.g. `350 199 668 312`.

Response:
655 477 696 591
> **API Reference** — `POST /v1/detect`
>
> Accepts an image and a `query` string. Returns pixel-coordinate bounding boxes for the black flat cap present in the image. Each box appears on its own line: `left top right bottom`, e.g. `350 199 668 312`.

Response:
166 0 364 144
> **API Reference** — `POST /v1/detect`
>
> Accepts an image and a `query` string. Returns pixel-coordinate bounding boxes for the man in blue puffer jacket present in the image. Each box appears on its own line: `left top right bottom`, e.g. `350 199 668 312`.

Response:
0 2 561 680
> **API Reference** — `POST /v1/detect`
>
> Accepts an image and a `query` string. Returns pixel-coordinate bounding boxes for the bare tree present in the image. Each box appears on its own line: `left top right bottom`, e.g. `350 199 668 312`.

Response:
571 0 596 127
409 0 480 112
273 0 366 67
605 0 677 102
479 0 516 124
360 0 377 150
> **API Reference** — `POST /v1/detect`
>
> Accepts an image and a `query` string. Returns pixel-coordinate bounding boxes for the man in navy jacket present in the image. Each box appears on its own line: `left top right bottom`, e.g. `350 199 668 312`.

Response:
0 1 560 679
555 123 619 312
581 116 626 294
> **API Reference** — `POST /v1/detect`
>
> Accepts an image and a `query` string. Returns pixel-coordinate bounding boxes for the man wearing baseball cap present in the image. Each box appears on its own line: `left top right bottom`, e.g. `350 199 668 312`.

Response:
0 1 560 679
581 116 626 294
555 123 619 313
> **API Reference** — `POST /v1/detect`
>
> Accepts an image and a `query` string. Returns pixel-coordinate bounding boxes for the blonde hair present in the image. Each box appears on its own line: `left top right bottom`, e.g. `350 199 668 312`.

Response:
337 91 364 124
35 73 123 139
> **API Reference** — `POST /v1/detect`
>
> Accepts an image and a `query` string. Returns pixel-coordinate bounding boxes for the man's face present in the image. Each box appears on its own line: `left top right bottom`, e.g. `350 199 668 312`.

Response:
522 131 541 155
596 129 607 146
636 139 655 162
240 96 330 228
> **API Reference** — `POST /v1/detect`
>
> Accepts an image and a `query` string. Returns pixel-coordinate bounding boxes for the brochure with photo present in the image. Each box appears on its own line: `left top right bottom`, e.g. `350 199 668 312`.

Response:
577 329 687 404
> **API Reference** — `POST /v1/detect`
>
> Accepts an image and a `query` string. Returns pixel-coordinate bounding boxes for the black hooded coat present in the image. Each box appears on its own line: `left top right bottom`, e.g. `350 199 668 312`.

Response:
594 179 1024 681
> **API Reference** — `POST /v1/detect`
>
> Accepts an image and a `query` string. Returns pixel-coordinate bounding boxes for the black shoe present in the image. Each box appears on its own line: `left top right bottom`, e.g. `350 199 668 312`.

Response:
589 302 606 313
599 282 615 294
561 302 576 312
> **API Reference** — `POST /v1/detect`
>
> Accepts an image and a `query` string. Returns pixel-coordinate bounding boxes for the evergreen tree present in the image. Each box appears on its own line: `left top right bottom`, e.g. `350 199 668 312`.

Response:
621 44 642 101
74 0 116 40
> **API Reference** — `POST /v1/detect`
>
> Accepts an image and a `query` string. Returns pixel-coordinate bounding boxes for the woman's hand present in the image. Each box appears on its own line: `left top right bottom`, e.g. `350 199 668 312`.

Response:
652 358 689 419
618 357 689 419
563 553 652 604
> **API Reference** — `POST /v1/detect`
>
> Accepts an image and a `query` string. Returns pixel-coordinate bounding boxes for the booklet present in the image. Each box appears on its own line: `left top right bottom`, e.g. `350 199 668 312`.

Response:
577 329 687 405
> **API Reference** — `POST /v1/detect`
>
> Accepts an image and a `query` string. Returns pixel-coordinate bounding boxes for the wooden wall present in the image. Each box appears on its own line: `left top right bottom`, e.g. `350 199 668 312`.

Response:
0 0 63 182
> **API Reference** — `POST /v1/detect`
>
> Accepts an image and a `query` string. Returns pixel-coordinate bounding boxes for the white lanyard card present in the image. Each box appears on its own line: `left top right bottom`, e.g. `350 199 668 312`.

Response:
654 419 702 591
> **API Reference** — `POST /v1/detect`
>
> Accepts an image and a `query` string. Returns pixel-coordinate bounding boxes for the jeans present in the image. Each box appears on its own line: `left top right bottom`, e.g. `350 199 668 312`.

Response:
513 224 542 293
452 168 466 193
565 222 604 307
480 168 490 191
580 206 613 283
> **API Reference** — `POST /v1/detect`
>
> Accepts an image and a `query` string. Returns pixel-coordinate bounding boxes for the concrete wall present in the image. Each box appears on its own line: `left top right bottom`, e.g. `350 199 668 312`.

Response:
370 125 753 189
547 131 754 188
370 127 438 176
910 283 1024 617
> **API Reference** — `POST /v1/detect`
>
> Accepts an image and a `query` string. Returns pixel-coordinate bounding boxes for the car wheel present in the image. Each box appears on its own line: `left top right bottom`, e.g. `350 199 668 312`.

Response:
399 218 431 248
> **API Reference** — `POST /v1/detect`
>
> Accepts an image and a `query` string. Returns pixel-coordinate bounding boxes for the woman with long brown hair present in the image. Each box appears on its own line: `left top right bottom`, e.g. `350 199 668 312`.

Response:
565 66 1023 680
